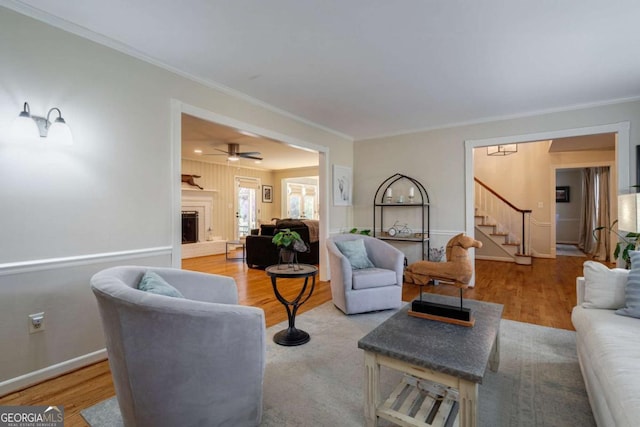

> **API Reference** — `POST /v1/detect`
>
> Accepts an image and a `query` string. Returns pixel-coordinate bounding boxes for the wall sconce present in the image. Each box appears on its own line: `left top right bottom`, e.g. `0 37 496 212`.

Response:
487 144 517 156
11 102 73 145
618 193 640 234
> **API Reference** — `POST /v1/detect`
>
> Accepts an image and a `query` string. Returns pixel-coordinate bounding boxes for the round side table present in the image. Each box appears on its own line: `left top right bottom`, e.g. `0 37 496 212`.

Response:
265 264 318 346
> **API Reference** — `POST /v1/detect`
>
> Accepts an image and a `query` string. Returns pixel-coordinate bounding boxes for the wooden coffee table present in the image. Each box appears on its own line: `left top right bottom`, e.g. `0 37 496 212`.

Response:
358 294 503 427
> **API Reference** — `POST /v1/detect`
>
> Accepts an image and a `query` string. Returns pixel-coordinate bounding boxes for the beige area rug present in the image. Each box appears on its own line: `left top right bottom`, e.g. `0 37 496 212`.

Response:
82 301 595 426
556 244 587 257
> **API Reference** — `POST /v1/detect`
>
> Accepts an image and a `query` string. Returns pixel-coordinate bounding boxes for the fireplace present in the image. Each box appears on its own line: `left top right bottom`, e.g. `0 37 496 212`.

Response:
182 211 199 244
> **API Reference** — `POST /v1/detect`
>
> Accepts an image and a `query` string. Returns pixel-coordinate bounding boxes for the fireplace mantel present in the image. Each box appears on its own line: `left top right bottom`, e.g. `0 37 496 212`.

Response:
181 187 218 196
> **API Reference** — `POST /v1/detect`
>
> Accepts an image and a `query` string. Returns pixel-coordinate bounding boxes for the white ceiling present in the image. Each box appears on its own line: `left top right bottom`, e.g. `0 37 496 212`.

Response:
182 114 318 170
6 1 640 140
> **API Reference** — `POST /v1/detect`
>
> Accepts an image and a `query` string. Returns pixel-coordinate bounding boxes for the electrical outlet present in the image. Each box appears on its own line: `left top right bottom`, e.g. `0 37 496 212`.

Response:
28 312 45 334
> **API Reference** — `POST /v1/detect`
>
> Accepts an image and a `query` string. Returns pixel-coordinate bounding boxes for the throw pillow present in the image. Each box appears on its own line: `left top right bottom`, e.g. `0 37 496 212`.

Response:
582 261 628 309
335 239 375 269
137 271 184 298
616 250 640 319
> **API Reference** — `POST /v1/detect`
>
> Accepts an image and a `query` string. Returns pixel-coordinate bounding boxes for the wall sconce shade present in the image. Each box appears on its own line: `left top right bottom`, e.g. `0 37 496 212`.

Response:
487 144 517 156
11 102 40 141
45 108 73 145
618 193 640 233
10 102 73 145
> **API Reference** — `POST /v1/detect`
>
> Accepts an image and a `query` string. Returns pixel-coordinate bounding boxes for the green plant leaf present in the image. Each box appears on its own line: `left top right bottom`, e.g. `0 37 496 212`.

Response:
271 228 303 249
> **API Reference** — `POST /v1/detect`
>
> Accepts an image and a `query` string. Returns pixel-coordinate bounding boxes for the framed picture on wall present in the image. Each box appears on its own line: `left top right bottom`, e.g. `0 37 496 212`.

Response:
333 165 352 206
262 185 273 203
556 186 570 203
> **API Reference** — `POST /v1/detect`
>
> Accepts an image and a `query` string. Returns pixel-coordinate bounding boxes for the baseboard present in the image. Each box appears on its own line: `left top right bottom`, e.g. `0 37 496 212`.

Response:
475 255 514 262
0 349 107 397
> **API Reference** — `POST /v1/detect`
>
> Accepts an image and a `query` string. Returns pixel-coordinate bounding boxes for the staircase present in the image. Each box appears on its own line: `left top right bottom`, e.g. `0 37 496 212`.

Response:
474 178 532 265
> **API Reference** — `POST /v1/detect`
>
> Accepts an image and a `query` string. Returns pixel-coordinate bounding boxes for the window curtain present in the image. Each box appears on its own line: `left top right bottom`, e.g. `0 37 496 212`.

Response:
578 167 611 260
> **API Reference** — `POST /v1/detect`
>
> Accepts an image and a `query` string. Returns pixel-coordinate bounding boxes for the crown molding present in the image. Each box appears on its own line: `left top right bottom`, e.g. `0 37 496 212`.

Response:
356 95 640 142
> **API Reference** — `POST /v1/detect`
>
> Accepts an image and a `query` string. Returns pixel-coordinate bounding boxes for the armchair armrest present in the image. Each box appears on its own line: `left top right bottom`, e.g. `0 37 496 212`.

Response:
366 239 404 286
326 240 354 289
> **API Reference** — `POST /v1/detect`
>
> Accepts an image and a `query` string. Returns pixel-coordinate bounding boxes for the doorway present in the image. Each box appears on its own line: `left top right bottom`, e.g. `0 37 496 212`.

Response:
556 168 586 257
172 101 332 280
235 176 260 239
465 122 629 282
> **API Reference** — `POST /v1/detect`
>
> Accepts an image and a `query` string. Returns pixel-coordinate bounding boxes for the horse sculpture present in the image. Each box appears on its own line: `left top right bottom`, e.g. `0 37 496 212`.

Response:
404 233 482 286
181 174 203 190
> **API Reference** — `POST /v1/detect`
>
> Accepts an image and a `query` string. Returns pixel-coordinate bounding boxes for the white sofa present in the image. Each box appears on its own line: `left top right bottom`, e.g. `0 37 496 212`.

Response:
571 268 640 427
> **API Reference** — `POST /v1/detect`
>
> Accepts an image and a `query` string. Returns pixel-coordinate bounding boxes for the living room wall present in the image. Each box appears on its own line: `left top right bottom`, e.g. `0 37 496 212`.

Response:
353 100 639 264
0 7 352 393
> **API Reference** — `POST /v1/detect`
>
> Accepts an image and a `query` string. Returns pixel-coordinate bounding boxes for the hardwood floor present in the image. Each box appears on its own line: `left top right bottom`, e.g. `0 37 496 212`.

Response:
0 252 597 426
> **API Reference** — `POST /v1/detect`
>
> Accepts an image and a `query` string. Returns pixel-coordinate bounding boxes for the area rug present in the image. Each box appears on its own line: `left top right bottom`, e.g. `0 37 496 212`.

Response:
82 302 595 426
556 244 587 257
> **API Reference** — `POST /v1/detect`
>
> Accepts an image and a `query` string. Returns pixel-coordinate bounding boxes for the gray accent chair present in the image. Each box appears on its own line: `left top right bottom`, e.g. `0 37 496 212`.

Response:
326 234 404 314
90 266 266 427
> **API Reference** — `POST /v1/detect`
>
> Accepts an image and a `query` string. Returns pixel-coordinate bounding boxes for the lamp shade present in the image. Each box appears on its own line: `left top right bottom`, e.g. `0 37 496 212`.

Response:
10 112 39 142
618 193 640 233
46 118 73 145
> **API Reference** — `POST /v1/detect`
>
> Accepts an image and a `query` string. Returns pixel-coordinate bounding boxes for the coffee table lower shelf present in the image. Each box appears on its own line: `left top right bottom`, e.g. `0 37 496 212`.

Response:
379 376 459 427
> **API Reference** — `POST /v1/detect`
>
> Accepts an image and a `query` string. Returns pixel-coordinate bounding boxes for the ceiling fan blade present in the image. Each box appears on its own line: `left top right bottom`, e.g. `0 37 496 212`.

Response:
215 148 230 154
238 151 261 156
240 154 263 160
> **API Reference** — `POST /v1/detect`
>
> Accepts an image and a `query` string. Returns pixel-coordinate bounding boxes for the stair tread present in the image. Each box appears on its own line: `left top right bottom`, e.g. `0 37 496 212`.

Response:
503 242 520 246
490 232 508 236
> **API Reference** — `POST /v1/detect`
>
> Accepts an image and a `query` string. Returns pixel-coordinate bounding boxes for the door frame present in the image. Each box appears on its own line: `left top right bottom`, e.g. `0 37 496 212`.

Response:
464 121 630 280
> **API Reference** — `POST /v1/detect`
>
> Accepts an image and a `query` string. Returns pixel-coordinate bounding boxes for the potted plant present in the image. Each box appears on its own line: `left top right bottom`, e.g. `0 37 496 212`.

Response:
349 227 371 236
272 229 308 263
593 220 640 268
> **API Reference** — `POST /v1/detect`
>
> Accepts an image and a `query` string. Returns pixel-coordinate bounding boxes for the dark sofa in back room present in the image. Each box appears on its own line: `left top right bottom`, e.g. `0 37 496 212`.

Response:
245 219 320 268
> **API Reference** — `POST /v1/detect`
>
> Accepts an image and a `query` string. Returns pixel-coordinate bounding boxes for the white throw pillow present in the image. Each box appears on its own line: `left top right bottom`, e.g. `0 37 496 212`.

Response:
582 261 628 309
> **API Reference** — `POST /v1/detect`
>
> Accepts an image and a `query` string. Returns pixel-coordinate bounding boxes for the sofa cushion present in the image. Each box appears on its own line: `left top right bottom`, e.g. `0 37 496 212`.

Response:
335 239 375 269
582 261 628 309
260 224 277 236
275 219 305 229
616 250 640 318
137 271 184 298
352 268 397 290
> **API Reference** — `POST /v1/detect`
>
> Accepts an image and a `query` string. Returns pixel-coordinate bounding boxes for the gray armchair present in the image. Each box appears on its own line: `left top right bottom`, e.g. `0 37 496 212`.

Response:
326 234 404 314
90 266 266 427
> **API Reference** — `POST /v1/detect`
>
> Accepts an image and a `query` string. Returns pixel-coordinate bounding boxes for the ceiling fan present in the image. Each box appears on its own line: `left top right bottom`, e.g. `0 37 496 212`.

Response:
204 143 263 161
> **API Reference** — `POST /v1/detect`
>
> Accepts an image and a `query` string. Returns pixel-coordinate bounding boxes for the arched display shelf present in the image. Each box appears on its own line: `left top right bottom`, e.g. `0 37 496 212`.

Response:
373 173 430 260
